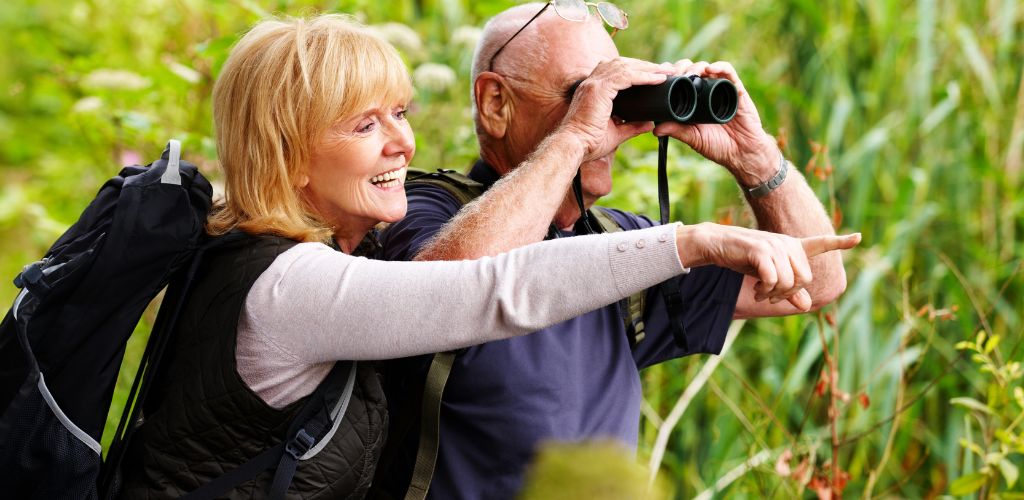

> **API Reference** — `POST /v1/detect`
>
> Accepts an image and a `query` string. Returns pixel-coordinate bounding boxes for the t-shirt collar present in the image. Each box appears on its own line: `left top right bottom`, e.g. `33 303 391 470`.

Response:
468 159 501 189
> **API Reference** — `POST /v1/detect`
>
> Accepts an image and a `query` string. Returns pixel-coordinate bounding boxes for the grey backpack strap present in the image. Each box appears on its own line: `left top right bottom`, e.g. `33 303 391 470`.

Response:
591 207 647 347
181 360 356 500
405 352 457 500
160 139 182 186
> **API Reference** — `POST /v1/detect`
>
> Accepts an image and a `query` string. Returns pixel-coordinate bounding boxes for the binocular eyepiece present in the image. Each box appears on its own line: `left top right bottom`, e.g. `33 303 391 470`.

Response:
567 75 738 124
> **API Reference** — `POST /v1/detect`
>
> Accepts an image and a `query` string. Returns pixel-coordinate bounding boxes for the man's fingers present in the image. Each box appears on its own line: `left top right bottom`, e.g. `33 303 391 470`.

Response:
673 59 693 74
705 61 747 96
592 58 674 90
652 121 699 143
801 233 862 257
619 57 677 74
682 60 710 76
627 71 669 88
615 121 655 141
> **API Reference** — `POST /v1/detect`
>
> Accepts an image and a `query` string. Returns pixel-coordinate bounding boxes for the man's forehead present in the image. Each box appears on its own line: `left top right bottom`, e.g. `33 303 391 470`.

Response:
532 17 619 84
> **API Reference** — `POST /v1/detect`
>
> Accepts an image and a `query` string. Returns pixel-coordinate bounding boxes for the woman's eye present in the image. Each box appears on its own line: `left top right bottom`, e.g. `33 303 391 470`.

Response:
394 108 408 120
355 119 376 133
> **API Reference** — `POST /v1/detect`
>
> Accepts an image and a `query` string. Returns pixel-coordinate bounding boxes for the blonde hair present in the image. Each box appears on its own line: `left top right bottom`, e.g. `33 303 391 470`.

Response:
208 14 413 242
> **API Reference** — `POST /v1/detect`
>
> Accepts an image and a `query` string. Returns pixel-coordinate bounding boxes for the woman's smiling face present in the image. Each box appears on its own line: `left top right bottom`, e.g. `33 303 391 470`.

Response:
300 101 415 251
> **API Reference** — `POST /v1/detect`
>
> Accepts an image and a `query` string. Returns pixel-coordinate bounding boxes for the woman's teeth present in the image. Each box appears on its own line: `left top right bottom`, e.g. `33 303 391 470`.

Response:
371 167 405 187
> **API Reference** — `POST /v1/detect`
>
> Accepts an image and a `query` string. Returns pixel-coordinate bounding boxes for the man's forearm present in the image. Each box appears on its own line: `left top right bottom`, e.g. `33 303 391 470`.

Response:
415 130 586 261
742 161 846 305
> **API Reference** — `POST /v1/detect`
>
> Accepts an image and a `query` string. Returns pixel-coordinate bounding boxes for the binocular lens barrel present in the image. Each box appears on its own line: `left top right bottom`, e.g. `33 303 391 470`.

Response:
610 76 738 124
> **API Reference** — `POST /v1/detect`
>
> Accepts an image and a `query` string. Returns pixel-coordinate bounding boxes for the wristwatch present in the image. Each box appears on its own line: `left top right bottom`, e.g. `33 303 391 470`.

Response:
746 152 789 198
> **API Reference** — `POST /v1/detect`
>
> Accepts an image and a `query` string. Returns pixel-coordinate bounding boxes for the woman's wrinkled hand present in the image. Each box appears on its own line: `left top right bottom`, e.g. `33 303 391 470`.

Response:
676 222 861 311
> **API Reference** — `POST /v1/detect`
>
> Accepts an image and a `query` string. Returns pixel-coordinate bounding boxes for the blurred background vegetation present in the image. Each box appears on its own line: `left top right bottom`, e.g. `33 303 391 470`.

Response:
1 0 1022 498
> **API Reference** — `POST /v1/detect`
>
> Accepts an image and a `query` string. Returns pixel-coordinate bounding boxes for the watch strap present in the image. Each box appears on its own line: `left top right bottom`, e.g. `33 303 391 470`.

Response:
747 153 789 198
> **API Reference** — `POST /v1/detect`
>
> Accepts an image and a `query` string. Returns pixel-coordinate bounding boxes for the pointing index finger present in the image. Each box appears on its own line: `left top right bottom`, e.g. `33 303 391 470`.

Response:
801 233 862 257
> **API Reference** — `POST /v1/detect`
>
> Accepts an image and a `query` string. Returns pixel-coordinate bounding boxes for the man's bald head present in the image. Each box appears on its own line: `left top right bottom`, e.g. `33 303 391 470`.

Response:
471 3 550 85
471 3 613 97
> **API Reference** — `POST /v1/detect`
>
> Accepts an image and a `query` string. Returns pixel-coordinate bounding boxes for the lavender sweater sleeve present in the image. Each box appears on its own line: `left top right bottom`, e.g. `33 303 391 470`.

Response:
236 223 685 407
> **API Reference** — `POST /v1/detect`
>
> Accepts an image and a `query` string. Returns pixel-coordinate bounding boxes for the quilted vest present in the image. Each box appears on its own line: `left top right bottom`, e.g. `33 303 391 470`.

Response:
118 235 388 499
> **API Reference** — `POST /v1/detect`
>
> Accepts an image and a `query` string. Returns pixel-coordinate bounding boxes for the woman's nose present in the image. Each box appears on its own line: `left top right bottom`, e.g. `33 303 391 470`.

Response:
382 119 414 157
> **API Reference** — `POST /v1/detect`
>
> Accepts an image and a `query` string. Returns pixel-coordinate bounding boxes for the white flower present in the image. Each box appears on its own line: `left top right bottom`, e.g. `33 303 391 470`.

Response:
413 63 457 93
71 96 103 113
80 69 150 91
450 26 482 51
166 60 201 84
370 23 422 53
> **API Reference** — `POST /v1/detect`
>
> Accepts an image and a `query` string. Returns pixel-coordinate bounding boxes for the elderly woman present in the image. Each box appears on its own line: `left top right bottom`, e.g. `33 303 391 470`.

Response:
116 14 692 499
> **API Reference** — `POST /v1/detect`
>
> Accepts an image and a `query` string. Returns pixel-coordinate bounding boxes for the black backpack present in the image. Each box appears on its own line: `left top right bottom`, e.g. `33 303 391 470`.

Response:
0 141 353 499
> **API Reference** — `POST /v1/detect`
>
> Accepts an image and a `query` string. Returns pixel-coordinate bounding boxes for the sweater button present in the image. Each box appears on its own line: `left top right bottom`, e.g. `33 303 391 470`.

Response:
635 239 646 249
617 242 628 252
658 233 670 242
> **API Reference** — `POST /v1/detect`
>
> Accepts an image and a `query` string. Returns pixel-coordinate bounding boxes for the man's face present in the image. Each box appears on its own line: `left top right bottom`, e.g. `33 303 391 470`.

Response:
504 17 620 206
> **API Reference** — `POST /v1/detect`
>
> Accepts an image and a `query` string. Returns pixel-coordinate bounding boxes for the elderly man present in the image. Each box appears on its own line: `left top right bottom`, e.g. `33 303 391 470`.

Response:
377 2 859 498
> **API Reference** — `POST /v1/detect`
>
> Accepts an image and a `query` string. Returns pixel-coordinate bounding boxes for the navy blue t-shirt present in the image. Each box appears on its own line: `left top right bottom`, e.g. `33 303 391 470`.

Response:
377 161 743 499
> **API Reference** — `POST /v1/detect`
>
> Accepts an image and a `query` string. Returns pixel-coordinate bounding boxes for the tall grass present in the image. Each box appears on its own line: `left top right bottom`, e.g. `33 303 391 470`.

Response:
1 0 1020 497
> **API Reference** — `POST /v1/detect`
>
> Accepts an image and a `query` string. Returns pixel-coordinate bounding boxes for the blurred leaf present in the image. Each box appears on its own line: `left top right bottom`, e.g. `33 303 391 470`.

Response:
520 441 670 500
1001 458 1019 489
949 472 987 495
679 15 730 58
983 334 1000 354
952 397 995 415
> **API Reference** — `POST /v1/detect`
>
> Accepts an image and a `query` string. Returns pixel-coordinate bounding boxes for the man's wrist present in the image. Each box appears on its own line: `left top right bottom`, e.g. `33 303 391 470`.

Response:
543 127 589 166
729 137 782 187
744 151 789 198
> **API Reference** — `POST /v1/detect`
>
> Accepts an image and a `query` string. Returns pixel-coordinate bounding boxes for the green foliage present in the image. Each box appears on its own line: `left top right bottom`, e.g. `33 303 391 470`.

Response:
951 331 1024 496
1 0 1022 498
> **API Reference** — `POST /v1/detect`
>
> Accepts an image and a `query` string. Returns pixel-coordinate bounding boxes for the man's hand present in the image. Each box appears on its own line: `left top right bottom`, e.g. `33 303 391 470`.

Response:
676 223 861 311
559 57 674 163
653 60 779 187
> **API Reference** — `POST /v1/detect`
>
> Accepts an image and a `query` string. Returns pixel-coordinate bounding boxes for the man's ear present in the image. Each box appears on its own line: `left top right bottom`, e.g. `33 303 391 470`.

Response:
475 73 511 139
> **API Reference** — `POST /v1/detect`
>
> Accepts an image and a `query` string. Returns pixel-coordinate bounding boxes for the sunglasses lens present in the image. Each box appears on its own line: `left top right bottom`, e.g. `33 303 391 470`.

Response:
553 0 589 22
596 2 628 29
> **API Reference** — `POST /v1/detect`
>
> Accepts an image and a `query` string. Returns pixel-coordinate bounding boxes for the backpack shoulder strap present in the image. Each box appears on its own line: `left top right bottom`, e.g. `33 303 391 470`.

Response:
404 352 456 500
405 168 486 206
387 168 483 500
590 206 647 348
180 360 356 500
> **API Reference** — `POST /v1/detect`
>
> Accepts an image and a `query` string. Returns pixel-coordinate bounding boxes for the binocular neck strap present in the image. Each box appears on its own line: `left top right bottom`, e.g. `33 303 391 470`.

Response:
658 136 670 225
572 169 596 234
655 135 691 351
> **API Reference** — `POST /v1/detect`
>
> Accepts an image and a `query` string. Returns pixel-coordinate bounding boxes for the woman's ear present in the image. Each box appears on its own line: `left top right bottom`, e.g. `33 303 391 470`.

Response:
295 173 310 189
475 73 511 139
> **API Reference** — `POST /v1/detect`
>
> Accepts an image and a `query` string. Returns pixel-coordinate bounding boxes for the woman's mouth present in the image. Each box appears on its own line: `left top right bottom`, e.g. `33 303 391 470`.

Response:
370 166 406 189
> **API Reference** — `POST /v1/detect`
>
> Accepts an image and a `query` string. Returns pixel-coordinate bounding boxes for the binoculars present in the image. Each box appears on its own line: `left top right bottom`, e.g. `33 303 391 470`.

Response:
614 75 738 124
568 75 738 124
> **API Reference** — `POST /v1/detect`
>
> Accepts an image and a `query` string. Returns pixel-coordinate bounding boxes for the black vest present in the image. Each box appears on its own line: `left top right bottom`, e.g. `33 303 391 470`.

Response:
119 235 387 499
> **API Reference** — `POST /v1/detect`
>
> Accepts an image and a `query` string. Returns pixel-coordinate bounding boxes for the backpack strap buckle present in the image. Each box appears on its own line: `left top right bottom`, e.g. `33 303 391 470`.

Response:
285 429 315 460
14 261 45 289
